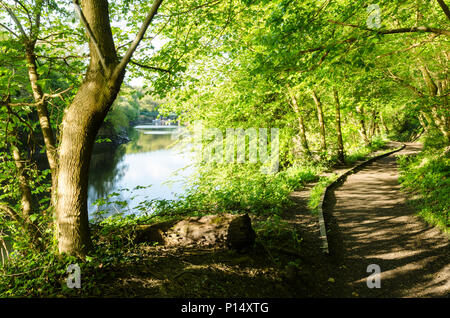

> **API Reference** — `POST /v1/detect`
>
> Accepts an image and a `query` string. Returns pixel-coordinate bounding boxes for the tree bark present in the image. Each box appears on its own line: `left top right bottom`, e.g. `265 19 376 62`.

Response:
380 112 390 134
55 76 122 256
54 0 123 257
289 90 311 157
311 90 327 152
11 145 33 220
25 46 59 202
419 65 450 143
356 105 371 145
1 143 42 251
368 110 378 139
333 88 345 163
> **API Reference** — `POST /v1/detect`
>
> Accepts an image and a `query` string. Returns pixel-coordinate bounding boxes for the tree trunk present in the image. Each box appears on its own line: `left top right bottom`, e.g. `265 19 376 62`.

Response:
333 88 345 163
54 0 123 257
418 113 430 134
356 105 370 145
380 112 390 134
419 65 450 143
55 75 122 256
11 145 33 220
368 110 378 139
311 90 327 152
289 90 311 157
25 46 59 199
54 0 163 257
4 145 42 250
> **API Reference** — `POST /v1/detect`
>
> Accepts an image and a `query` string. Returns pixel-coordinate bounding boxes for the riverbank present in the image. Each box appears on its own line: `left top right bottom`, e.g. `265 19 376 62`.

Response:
1 139 414 297
82 142 447 298
96 123 131 147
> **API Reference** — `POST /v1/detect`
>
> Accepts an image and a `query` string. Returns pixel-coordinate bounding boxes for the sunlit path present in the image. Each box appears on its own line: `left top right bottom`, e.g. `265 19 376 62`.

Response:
326 143 450 297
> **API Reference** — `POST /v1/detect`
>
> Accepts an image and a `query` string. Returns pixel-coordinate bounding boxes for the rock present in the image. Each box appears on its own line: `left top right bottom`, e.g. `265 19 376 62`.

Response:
134 220 178 245
226 214 256 250
133 214 256 250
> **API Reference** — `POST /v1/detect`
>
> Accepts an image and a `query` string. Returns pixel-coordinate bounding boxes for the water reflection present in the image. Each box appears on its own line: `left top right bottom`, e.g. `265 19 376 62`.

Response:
88 125 193 218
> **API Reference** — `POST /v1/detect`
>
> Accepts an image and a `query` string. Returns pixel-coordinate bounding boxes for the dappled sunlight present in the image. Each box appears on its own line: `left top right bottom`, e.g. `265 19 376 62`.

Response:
325 145 450 297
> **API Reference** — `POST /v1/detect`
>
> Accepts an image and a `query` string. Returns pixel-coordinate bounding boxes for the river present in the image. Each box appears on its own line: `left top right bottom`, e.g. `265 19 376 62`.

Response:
88 124 194 219
0 124 194 263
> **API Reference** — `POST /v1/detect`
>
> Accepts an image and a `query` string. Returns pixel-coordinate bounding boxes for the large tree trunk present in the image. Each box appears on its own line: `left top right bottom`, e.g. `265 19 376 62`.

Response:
311 90 327 152
54 0 122 257
289 90 311 157
54 0 162 257
333 88 345 163
55 76 121 256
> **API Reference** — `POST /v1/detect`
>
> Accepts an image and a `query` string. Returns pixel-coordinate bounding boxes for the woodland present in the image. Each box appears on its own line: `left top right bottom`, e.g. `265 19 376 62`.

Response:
0 0 448 298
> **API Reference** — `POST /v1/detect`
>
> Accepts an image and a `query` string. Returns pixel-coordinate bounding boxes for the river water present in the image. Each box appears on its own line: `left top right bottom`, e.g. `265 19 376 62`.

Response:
87 124 194 219
0 124 194 263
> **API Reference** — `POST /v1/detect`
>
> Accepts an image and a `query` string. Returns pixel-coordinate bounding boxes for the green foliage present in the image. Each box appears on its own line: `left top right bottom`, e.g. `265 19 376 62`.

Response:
1 0 449 297
143 163 321 218
399 144 450 234
308 174 338 215
254 214 303 252
345 136 387 164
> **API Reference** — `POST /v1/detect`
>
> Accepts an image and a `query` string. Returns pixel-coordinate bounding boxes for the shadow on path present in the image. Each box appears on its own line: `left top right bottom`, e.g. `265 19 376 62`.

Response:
324 143 449 297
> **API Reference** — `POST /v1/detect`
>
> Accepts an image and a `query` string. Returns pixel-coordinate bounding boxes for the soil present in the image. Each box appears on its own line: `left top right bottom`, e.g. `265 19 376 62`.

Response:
97 142 449 298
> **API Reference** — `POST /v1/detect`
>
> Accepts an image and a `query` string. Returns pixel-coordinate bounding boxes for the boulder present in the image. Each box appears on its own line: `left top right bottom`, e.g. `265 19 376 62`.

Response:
134 214 255 250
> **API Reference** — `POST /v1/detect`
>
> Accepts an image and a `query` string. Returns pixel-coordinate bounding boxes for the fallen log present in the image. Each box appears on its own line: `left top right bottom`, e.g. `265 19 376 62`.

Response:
134 214 256 250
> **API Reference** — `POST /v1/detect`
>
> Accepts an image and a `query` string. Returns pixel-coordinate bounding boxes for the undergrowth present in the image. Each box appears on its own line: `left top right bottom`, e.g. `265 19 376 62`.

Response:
398 136 449 234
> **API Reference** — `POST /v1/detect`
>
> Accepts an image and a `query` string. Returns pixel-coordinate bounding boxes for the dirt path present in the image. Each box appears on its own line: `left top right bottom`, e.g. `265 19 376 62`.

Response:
73 143 448 298
324 143 449 297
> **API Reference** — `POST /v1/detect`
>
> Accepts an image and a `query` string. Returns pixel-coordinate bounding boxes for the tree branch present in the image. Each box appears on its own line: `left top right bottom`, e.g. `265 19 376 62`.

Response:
437 0 450 21
162 0 221 17
329 19 450 36
33 0 43 40
1 86 73 107
13 0 33 36
113 0 164 81
0 0 28 38
376 34 440 58
379 26 450 36
385 69 425 98
0 22 19 38
0 203 22 223
72 0 108 71
130 60 172 74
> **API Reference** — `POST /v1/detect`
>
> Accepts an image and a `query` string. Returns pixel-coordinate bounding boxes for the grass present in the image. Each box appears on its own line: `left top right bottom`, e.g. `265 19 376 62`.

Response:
398 143 449 234
307 174 338 215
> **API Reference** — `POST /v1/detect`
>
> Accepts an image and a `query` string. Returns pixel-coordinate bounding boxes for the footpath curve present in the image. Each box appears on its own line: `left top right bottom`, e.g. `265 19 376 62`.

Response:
323 143 449 297
318 143 406 254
